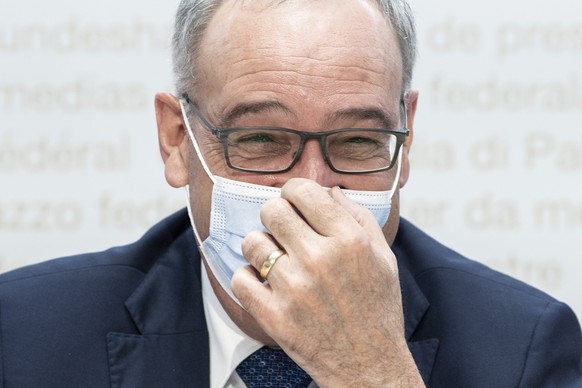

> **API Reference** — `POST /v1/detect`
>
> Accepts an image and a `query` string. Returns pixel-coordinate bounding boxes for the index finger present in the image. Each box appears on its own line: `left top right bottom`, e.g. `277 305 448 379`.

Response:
279 178 361 237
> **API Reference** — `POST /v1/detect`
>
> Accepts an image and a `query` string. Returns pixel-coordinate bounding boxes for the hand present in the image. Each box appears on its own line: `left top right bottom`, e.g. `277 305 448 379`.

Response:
231 178 423 387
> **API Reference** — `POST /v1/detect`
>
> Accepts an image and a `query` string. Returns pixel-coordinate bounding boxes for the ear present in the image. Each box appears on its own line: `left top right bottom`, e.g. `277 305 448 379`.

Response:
399 90 419 189
155 92 189 188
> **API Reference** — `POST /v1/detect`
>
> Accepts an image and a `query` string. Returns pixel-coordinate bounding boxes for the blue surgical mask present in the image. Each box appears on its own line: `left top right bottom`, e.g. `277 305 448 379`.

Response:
179 100 401 305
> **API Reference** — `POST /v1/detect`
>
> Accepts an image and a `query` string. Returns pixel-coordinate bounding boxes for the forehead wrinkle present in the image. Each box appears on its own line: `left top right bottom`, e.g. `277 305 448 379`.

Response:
227 47 391 75
222 55 396 98
224 59 393 91
228 69 385 84
227 40 388 59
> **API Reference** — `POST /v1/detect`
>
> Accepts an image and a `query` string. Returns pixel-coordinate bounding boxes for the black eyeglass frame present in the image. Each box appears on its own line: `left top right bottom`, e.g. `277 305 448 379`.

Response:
182 94 409 174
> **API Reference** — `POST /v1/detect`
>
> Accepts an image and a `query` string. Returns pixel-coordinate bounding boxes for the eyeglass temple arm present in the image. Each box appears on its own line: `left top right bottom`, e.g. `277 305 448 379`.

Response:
181 94 220 136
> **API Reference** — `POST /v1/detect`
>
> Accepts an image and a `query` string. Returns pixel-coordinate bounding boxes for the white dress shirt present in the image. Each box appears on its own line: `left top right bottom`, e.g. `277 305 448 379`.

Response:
201 263 262 388
201 263 317 388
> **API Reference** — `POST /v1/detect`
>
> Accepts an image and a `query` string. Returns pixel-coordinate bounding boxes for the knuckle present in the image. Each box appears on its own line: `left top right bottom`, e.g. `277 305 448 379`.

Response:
314 202 341 222
307 246 329 264
296 179 321 195
290 277 317 298
339 229 369 251
260 197 290 221
241 230 262 254
284 178 323 200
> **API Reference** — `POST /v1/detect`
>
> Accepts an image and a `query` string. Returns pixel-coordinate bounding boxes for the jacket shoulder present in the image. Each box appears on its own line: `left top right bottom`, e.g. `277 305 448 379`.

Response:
394 217 555 303
0 208 192 286
394 218 582 386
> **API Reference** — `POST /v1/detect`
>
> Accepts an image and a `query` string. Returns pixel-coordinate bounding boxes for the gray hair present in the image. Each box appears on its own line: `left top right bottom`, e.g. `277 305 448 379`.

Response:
172 0 417 102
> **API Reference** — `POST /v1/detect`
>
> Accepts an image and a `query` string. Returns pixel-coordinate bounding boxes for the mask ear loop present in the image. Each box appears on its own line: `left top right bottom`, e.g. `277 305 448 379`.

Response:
179 98 215 247
387 149 403 201
179 99 216 184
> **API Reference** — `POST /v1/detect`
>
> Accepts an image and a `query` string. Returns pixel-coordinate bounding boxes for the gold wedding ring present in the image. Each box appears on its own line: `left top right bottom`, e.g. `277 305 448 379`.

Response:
260 248 286 280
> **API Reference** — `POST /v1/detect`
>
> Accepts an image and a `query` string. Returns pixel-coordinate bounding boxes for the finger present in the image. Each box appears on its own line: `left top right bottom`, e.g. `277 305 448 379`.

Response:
241 230 279 270
278 178 360 237
231 264 274 317
328 186 386 240
241 230 292 286
259 196 321 253
329 186 397 271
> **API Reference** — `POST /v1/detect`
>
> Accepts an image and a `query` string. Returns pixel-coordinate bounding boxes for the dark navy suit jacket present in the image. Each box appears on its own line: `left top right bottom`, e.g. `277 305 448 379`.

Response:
0 209 581 387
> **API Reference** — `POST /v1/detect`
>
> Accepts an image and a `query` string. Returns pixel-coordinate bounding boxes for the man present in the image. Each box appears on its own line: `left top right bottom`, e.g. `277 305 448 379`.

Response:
0 0 580 387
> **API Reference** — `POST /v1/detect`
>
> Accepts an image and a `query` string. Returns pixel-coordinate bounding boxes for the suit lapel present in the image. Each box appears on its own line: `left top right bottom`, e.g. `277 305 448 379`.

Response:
399 266 439 383
107 229 210 388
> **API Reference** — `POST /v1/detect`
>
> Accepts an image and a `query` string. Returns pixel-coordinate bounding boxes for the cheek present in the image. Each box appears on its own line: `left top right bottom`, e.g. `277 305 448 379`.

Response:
187 145 214 241
187 181 212 242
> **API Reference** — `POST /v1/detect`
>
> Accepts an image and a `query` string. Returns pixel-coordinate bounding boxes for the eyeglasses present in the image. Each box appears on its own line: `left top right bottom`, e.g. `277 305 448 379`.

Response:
182 94 409 174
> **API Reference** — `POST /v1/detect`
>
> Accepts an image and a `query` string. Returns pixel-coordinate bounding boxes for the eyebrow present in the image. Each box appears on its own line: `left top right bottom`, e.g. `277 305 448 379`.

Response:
330 107 397 129
218 101 398 129
219 101 292 128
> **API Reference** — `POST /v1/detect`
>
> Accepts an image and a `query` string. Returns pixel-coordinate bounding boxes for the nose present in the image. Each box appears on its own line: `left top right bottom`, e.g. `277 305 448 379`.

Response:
288 139 342 188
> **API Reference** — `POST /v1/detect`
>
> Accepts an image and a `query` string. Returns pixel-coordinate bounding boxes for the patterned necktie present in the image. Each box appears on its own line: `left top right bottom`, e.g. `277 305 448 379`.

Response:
236 346 312 388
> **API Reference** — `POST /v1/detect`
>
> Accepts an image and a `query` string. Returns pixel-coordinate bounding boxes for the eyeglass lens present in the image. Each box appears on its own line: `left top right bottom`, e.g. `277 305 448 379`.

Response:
225 129 398 172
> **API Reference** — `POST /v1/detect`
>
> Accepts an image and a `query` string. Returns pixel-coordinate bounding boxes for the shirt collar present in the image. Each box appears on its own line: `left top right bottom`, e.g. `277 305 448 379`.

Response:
201 263 263 388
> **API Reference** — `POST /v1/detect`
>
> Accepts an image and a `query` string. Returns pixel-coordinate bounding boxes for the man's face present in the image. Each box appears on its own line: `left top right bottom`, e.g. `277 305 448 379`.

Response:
187 0 412 242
